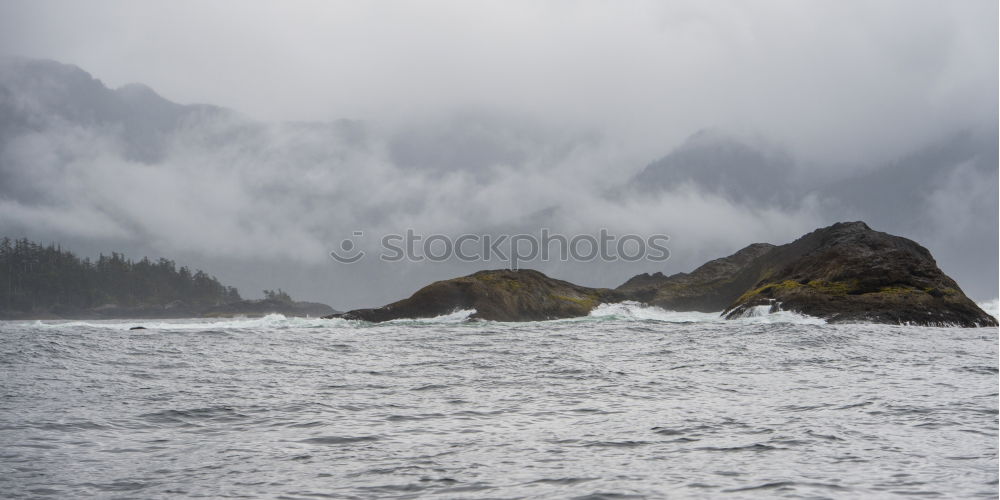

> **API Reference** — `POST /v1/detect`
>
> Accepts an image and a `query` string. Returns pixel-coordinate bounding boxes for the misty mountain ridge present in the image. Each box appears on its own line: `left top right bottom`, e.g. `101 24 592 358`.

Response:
0 56 230 163
0 56 995 304
3 57 987 206
816 126 998 229
630 128 800 207
628 126 995 212
623 126 997 302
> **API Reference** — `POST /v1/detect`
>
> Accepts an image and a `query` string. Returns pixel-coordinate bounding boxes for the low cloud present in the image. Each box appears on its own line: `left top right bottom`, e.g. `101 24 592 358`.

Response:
0 0 996 305
0 78 831 306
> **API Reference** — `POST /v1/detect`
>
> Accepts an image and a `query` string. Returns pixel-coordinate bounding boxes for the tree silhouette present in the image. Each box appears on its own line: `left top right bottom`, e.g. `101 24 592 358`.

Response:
0 237 242 314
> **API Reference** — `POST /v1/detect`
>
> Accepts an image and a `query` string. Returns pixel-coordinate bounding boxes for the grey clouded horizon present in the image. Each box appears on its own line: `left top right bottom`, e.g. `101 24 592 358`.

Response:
0 0 996 308
2 0 995 163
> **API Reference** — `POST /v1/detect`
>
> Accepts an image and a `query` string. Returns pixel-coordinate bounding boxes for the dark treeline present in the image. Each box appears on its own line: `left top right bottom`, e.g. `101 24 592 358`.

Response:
0 237 241 313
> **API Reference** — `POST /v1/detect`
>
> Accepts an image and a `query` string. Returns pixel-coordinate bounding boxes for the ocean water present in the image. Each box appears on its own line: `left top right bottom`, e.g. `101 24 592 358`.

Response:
1 304 997 499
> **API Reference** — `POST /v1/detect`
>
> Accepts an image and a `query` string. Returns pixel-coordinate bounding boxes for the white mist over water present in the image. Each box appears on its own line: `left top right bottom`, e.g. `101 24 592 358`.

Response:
978 299 999 319
2 315 996 498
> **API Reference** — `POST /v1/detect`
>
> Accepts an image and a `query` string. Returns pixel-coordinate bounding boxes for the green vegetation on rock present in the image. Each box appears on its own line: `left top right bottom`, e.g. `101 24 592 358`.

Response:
330 222 996 327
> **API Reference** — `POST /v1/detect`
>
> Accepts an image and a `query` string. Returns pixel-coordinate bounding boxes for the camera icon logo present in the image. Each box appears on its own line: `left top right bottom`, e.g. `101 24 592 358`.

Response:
329 231 365 263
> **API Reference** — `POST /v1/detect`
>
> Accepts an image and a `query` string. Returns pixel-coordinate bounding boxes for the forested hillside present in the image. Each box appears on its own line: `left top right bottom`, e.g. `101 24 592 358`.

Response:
0 238 241 315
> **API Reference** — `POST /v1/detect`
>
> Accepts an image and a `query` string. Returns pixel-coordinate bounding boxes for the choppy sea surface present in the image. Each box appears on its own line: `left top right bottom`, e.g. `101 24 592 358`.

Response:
2 302 998 499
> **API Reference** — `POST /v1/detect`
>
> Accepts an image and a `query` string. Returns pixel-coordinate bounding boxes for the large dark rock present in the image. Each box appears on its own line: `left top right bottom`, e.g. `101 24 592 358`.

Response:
326 269 624 322
719 222 997 327
327 222 996 327
615 242 776 312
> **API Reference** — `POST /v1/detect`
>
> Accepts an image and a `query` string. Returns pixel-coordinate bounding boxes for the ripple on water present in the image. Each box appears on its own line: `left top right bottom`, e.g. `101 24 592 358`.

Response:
0 317 995 498
298 435 380 445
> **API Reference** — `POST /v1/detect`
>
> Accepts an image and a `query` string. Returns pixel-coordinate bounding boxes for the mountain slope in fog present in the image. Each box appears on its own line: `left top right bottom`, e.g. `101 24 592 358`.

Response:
0 57 995 304
627 129 998 299
0 57 225 163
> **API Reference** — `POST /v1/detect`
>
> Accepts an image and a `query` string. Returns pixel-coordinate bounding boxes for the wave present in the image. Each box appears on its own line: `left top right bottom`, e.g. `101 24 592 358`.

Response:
384 309 477 324
29 313 335 331
729 304 827 325
589 301 722 323
588 301 826 325
24 301 833 330
25 309 478 331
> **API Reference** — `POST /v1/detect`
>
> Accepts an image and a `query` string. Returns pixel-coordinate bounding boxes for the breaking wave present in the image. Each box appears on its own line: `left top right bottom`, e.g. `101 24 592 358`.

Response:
730 303 828 325
588 301 826 325
589 301 722 323
384 309 478 324
28 313 333 331
30 297 996 329
26 310 484 331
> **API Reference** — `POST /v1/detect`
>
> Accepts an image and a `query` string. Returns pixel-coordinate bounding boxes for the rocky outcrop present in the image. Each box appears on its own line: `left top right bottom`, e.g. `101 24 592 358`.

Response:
718 222 997 327
615 242 776 312
613 221 996 327
327 222 996 327
326 269 624 322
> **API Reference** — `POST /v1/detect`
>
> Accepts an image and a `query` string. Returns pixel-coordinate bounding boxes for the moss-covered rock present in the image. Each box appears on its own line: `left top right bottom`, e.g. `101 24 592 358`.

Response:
719 222 997 327
326 269 624 322
615 242 775 312
328 222 996 327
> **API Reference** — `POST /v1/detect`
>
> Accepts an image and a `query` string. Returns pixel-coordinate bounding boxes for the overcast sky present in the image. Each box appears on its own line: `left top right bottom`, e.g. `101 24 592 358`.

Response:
0 1 996 306
1 0 995 165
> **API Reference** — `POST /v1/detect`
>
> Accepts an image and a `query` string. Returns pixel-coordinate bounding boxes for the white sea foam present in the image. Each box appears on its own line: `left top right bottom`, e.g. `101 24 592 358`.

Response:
589 301 723 323
731 304 827 325
28 313 334 331
589 300 826 325
385 309 477 324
